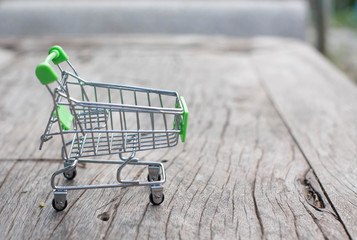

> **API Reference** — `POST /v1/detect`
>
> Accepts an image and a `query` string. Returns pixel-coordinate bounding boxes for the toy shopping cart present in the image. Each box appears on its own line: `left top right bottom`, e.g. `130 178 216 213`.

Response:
35 46 188 211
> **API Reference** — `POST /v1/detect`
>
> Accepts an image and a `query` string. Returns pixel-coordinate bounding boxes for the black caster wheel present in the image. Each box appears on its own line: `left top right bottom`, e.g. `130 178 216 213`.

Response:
63 168 77 180
52 199 68 211
150 193 164 205
147 174 161 182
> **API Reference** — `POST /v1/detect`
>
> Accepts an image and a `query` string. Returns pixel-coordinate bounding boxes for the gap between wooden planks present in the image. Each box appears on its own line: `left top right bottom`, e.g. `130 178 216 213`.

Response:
252 39 357 239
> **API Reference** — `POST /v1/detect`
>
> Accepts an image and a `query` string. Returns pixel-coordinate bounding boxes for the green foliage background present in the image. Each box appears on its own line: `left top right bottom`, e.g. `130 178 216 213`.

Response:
333 0 357 28
334 0 356 10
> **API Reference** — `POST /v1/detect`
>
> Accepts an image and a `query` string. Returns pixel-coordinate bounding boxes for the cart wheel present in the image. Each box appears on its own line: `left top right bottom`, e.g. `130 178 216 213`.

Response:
52 199 68 211
63 168 77 180
147 174 161 182
150 193 164 205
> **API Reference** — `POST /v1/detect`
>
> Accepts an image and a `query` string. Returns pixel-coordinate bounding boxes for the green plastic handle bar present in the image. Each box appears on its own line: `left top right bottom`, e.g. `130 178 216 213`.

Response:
179 96 189 142
35 45 69 85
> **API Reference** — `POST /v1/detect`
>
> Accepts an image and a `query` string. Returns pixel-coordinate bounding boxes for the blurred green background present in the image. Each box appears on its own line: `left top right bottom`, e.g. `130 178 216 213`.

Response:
333 0 357 28
323 0 357 83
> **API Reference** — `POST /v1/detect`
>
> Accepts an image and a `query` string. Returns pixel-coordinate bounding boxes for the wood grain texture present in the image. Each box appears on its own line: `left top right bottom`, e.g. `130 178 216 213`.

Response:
0 36 353 239
252 39 357 238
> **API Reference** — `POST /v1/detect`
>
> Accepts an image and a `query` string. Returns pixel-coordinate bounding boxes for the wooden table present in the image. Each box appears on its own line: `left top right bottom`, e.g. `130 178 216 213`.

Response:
0 36 356 239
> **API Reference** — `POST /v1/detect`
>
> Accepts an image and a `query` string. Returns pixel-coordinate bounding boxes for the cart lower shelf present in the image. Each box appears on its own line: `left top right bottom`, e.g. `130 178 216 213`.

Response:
67 131 179 159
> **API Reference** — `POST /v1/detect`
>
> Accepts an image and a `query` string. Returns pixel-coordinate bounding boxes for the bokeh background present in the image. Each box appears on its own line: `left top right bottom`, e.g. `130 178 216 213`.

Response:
0 0 357 83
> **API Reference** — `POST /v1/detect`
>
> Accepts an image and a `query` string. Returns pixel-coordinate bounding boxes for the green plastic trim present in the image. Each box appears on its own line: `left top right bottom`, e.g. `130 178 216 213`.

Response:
35 45 69 85
54 106 74 130
35 51 59 85
179 96 188 143
49 45 69 65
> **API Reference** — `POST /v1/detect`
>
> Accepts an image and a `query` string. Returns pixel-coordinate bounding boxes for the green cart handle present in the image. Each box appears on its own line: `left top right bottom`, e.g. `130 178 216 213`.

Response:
179 96 189 143
35 45 69 85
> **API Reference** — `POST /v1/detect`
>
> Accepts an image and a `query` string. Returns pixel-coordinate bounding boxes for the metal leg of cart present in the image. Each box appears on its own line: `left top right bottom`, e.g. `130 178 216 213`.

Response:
148 165 164 205
52 161 74 211
62 143 77 180
50 155 166 211
117 153 165 206
51 159 78 211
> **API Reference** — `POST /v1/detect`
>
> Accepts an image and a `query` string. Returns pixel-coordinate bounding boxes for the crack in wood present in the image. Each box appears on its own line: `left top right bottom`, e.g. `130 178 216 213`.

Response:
303 179 325 209
302 203 329 240
165 205 174 240
0 161 16 198
101 190 127 240
232 180 238 237
286 203 300 240
185 159 204 193
167 176 184 207
165 141 190 172
198 189 215 239
47 166 107 239
252 147 264 239
27 162 63 239
210 187 225 239
134 203 150 240
182 187 199 220
198 107 230 199
1 161 37 223
254 64 354 240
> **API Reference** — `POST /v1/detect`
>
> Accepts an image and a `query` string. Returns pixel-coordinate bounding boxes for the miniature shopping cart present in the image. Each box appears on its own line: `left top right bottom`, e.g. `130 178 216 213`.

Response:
35 46 188 211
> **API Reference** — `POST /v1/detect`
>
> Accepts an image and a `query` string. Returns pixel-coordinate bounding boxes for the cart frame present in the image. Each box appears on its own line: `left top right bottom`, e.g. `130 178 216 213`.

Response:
36 46 188 211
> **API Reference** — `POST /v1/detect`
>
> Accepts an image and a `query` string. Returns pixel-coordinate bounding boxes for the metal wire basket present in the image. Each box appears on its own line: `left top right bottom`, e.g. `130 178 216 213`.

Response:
36 46 188 211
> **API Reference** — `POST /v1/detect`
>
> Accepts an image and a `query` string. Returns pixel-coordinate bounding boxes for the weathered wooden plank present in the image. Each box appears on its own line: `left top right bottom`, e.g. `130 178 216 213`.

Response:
0 47 15 69
252 39 357 238
0 37 351 239
0 50 60 160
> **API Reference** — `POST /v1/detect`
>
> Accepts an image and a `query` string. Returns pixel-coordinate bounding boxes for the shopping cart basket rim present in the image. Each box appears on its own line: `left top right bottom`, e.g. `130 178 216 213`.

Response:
63 71 181 97
56 92 184 114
